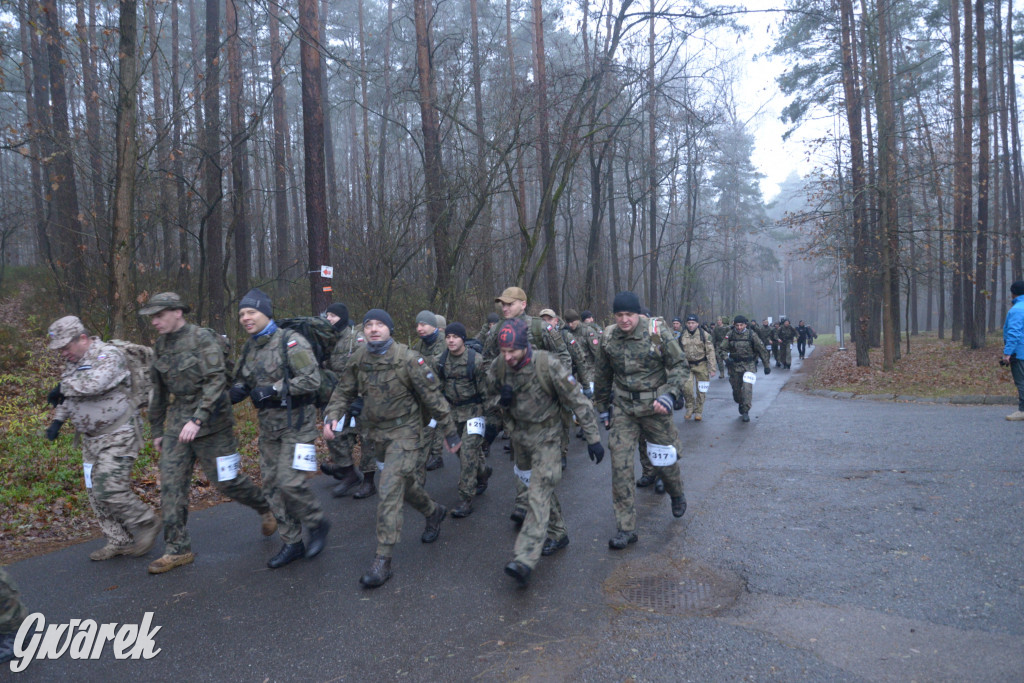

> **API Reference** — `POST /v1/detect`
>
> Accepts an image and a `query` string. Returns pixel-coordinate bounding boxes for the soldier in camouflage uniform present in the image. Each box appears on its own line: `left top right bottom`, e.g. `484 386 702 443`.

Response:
679 314 717 421
718 315 771 422
712 318 730 379
438 322 493 518
593 292 688 550
757 318 774 364
141 292 276 574
319 302 369 498
769 321 782 367
540 308 593 469
776 318 797 369
234 288 330 569
486 318 604 587
0 567 28 664
45 316 162 561
413 311 447 473
581 310 603 336
323 309 460 588
484 287 572 524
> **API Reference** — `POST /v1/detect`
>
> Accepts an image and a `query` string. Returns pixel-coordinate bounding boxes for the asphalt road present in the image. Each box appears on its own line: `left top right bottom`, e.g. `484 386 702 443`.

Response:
4 347 1023 682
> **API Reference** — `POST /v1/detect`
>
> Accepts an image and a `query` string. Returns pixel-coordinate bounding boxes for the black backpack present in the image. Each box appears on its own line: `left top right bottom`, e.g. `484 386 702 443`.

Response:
437 346 478 382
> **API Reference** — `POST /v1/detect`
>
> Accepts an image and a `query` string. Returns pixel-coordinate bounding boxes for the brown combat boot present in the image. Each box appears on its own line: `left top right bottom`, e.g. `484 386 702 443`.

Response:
148 552 195 574
129 515 163 557
360 555 392 588
260 510 278 536
89 544 133 561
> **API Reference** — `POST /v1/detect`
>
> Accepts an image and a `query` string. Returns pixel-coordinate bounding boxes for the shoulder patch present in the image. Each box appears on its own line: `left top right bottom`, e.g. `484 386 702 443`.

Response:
97 354 107 360
417 357 425 365
569 339 576 345
567 375 576 384
545 324 553 331
287 339 298 348
593 338 599 344
426 371 435 380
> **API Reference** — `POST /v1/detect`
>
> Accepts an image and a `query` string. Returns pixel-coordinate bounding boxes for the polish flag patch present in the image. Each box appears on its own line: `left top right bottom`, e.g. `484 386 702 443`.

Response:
417 357 425 365
287 340 298 348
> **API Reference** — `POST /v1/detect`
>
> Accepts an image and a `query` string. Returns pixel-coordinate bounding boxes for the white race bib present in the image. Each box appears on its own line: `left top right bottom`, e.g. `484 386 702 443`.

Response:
647 442 678 467
466 417 486 436
83 463 93 489
743 371 757 385
513 465 531 486
428 418 437 429
697 381 710 393
216 453 241 482
349 416 357 429
292 443 318 472
376 459 385 472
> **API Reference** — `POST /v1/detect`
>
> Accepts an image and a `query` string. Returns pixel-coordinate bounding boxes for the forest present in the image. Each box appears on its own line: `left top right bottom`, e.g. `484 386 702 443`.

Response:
0 0 1020 369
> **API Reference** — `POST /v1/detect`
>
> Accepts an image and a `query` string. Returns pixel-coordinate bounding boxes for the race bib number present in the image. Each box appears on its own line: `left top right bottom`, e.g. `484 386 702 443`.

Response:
216 453 241 482
743 371 757 385
697 381 710 393
466 417 486 436
83 463 93 489
647 442 678 467
428 418 437 429
292 443 318 472
513 465 531 486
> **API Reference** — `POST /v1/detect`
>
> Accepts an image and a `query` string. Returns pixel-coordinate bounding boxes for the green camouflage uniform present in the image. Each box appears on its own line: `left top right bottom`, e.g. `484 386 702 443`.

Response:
54 338 159 548
324 341 453 557
718 327 770 415
569 321 602 370
237 327 325 545
712 324 730 377
324 325 367 472
777 323 797 367
769 324 782 365
756 323 773 363
0 568 27 635
412 333 447 477
150 323 271 555
439 347 488 502
679 326 718 418
594 317 687 534
485 350 600 570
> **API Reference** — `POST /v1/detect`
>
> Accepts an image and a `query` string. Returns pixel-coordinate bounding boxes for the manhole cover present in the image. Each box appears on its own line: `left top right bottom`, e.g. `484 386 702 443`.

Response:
605 561 743 616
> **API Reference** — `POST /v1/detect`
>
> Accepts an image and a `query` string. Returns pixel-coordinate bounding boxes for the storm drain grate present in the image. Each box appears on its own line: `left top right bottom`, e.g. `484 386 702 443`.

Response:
619 576 713 611
606 562 743 616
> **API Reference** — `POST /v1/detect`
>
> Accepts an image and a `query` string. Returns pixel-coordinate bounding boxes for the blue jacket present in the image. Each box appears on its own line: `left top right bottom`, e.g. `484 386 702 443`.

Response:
1003 295 1024 357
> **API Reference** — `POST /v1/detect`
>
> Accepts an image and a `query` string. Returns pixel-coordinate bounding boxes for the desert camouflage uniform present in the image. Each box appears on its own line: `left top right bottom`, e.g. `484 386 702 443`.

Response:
324 341 453 557
0 568 27 634
718 327 770 415
150 323 271 555
54 338 159 548
439 347 489 502
777 323 797 367
485 350 600 570
236 327 325 545
594 317 687 534
324 325 367 472
678 326 718 418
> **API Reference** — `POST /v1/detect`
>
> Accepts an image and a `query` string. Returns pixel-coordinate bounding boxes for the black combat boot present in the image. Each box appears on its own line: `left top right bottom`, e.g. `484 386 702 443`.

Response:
320 461 343 478
671 493 687 518
504 560 531 586
741 412 750 422
655 477 665 495
451 498 474 518
305 520 331 558
360 555 392 588
425 454 444 471
331 466 362 497
421 504 447 543
509 507 527 526
267 541 305 569
608 530 638 550
541 535 569 556
475 465 493 495
353 471 376 499
636 473 657 487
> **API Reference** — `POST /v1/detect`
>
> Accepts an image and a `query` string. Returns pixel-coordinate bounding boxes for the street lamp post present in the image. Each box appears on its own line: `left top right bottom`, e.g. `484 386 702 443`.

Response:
775 278 786 320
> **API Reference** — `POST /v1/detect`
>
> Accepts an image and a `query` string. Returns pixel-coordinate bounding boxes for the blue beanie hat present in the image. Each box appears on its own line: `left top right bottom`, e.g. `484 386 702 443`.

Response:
239 288 273 319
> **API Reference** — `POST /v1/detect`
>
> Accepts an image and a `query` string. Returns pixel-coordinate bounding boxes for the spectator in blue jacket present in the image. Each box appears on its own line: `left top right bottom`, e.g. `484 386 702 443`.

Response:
1002 280 1024 420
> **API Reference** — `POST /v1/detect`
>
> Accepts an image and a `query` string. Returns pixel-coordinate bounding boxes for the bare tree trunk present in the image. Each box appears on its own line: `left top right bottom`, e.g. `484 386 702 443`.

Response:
18 0 48 264
532 0 558 306
320 0 339 234
147 0 173 273
202 0 225 329
358 0 374 238
959 0 976 346
77 0 106 247
269 1 290 299
646 0 658 311
227 0 250 300
608 144 621 304
971 0 989 347
1008 0 1023 281
172 0 191 292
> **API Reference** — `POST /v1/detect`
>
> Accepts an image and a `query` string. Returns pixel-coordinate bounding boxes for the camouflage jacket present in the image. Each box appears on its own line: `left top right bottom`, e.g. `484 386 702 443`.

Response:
236 326 321 438
484 350 600 444
328 324 365 375
678 326 717 368
777 324 798 343
593 316 690 417
559 325 593 387
712 324 730 347
719 327 770 365
325 341 454 439
149 323 233 439
756 324 774 347
54 338 134 437
412 334 446 371
483 313 571 371
440 347 488 423
569 321 602 367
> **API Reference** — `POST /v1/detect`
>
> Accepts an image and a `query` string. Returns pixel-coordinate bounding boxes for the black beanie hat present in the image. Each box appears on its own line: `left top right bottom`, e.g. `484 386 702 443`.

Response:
733 315 749 324
612 291 641 314
1012 281 1024 297
580 310 593 320
325 303 349 328
486 312 499 324
445 322 467 340
363 308 394 333
239 288 273 319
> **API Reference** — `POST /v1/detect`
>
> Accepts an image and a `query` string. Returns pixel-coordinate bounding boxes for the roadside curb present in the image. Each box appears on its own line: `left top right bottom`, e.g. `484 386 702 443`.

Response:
802 388 1015 406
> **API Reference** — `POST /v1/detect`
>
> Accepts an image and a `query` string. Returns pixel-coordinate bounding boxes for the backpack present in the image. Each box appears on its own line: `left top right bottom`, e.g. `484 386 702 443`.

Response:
107 339 154 411
437 347 478 383
237 317 340 410
492 348 555 399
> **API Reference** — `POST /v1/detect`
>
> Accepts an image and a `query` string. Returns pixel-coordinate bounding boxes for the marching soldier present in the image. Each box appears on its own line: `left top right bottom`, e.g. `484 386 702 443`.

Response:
678 314 717 421
777 318 797 369
718 315 771 422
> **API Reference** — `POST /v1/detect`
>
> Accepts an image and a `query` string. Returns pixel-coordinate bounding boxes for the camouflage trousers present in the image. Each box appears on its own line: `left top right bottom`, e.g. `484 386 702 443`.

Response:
82 425 159 546
326 422 365 471
778 342 792 366
511 422 567 570
686 360 712 416
453 419 485 502
159 427 270 555
609 409 684 532
370 424 441 556
259 433 325 545
771 343 780 364
415 422 443 486
727 359 758 413
513 421 568 510
0 567 27 634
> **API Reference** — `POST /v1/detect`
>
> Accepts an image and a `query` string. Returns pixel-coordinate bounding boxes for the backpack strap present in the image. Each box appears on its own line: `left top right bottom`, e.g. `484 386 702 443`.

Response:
437 348 450 382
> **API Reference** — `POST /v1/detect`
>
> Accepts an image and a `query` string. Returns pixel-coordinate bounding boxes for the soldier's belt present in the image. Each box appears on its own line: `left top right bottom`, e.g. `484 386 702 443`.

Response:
687 357 707 365
617 389 658 401
448 396 483 407
371 410 420 430
730 356 753 361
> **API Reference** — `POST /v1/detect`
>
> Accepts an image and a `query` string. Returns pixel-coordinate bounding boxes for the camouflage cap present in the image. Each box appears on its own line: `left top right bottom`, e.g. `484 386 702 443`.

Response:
47 315 87 350
139 292 190 315
538 308 557 319
495 286 527 304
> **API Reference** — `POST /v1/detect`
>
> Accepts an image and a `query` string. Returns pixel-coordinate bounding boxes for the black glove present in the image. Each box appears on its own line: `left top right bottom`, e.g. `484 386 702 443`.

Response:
445 432 462 451
250 385 279 409
349 397 364 418
483 422 499 447
229 383 250 404
672 394 686 411
499 384 514 407
587 441 605 465
655 394 675 413
45 419 65 441
764 366 771 375
47 383 65 407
